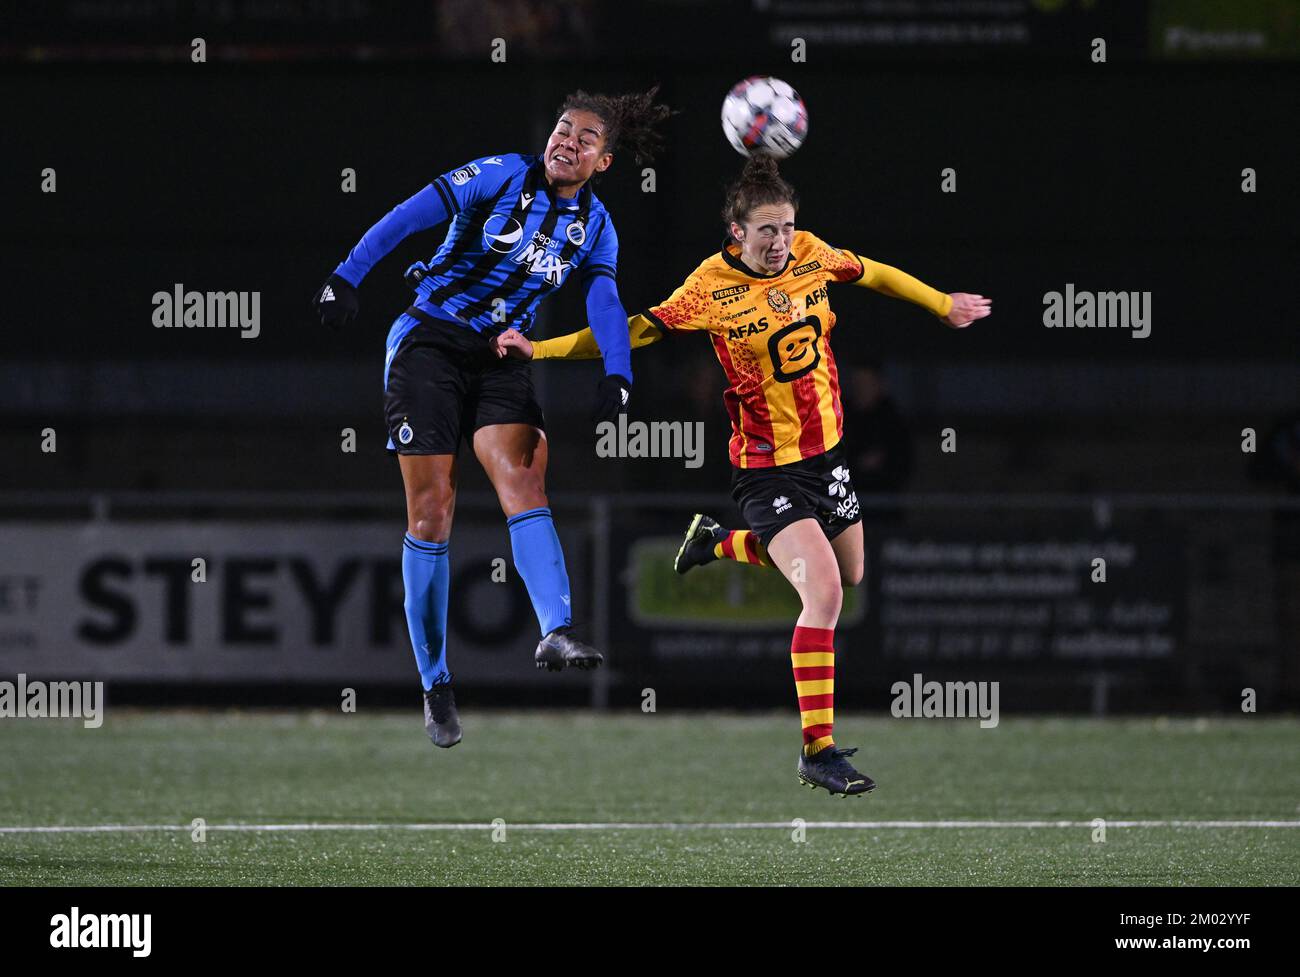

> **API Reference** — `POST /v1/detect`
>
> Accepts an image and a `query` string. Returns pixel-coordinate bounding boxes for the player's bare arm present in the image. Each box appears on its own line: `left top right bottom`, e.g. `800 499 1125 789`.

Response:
491 314 665 361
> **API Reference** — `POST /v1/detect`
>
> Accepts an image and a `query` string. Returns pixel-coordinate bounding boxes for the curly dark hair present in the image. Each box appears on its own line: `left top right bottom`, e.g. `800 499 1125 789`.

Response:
556 85 674 166
723 153 799 239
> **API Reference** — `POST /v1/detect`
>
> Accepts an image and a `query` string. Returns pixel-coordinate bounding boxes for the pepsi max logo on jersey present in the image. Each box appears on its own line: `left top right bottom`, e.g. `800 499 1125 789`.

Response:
514 241 571 286
483 214 525 254
792 260 822 277
532 228 563 250
450 163 482 186
768 316 822 382
711 284 750 302
806 285 829 308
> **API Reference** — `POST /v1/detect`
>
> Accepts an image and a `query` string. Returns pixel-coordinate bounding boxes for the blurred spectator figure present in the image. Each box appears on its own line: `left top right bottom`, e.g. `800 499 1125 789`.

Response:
437 0 595 57
842 357 912 494
1250 410 1300 494
1248 410 1300 700
685 358 733 485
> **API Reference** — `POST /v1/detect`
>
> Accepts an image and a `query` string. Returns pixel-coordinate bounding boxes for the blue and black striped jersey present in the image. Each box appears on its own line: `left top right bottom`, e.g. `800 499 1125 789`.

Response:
333 150 631 383
411 153 617 334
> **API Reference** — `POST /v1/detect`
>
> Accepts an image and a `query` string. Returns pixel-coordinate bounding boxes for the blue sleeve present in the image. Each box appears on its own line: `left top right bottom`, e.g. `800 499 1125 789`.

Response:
334 154 517 286
430 154 518 216
581 212 619 284
584 275 633 383
334 184 450 286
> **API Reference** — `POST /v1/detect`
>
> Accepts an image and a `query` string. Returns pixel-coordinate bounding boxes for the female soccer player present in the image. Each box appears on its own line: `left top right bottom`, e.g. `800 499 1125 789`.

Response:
311 88 672 749
494 154 990 793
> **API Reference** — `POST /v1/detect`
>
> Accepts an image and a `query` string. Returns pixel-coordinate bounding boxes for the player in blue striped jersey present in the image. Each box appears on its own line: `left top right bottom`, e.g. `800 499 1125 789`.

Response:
312 88 672 748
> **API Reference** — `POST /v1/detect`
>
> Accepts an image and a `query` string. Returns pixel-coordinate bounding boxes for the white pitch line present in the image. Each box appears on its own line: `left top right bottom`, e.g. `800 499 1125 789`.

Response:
1 820 1298 835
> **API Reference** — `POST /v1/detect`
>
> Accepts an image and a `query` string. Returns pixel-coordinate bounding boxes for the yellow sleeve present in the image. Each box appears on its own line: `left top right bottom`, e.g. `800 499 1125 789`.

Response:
532 315 664 361
853 256 953 318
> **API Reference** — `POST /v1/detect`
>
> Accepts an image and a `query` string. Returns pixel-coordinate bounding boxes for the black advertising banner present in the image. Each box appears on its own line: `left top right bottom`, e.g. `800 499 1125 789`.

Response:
609 508 1192 705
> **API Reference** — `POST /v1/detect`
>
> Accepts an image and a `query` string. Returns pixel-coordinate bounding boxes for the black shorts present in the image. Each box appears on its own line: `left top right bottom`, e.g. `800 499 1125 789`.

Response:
384 308 545 455
730 442 861 548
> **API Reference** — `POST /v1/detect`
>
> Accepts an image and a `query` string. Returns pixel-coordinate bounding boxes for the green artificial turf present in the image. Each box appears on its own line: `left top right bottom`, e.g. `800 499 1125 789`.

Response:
1 711 1296 885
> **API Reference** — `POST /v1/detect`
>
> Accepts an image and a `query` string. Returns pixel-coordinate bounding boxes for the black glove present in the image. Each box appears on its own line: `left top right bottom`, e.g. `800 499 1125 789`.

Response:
311 273 359 329
593 374 631 425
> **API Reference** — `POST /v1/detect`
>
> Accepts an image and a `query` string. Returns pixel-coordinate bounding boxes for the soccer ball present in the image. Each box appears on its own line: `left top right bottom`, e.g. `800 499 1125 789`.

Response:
721 76 809 159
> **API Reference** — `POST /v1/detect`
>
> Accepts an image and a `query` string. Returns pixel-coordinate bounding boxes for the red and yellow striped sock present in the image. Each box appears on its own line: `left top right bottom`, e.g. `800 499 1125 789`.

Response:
791 625 835 756
712 529 772 567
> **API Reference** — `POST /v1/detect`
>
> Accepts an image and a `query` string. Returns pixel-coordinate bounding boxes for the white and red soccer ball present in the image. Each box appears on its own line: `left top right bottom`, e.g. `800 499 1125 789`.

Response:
721 76 809 159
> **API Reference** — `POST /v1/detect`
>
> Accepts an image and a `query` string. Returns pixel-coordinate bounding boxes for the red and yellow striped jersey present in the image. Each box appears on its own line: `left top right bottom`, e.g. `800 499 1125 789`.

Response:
643 230 865 469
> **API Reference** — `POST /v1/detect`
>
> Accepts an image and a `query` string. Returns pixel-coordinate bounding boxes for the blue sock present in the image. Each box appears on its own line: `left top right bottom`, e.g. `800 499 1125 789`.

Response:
507 507 573 637
401 534 450 690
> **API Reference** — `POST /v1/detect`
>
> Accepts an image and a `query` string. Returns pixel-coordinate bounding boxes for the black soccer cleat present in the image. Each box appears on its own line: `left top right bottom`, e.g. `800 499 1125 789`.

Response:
674 513 726 575
534 626 604 672
797 745 876 796
423 684 462 748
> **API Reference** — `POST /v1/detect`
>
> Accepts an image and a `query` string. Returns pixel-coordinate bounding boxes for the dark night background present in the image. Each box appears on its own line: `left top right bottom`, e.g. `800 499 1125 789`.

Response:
0 0 1296 710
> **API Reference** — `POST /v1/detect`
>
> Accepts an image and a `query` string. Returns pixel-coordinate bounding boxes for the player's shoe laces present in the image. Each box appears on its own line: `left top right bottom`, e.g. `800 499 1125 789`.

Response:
674 513 725 575
534 626 604 672
422 684 462 748
797 745 876 796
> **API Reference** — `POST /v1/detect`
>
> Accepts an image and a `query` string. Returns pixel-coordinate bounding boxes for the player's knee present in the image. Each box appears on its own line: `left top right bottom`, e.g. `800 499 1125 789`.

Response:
498 470 548 514
408 487 455 541
802 576 843 622
408 512 452 542
840 561 864 588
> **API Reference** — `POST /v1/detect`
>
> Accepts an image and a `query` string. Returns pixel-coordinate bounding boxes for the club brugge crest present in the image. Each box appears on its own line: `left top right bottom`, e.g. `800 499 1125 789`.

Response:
398 421 414 445
566 220 586 247
766 286 791 315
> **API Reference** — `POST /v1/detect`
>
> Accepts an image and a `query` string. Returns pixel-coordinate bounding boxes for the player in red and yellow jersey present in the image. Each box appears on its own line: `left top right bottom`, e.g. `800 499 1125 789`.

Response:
494 154 991 794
